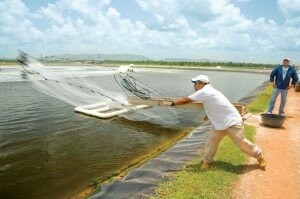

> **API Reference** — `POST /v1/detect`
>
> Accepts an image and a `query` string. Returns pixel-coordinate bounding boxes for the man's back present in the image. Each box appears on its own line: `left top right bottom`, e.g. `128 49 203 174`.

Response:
188 85 242 130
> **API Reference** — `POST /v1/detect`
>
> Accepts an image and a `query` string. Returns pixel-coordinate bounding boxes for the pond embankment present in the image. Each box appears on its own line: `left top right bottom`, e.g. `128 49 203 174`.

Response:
232 88 300 199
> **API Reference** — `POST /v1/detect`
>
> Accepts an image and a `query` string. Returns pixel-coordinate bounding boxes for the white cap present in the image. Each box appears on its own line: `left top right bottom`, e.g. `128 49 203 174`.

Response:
191 75 209 83
283 57 290 62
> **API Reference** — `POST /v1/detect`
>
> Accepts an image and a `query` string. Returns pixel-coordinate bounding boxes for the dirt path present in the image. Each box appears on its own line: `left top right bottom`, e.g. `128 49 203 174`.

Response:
232 89 300 199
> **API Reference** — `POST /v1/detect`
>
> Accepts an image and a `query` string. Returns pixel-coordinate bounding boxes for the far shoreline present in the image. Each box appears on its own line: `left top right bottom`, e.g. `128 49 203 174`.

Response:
106 64 272 74
0 62 272 74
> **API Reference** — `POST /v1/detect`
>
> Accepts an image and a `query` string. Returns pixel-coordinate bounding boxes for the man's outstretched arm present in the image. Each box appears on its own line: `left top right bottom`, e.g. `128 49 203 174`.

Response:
164 97 193 106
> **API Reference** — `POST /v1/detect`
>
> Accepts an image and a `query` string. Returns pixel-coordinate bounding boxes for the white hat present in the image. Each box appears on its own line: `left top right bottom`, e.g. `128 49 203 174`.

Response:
283 57 290 62
191 75 209 83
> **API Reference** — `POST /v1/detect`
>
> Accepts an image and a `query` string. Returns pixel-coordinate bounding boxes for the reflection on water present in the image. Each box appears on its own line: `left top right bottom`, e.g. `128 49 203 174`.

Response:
0 66 268 198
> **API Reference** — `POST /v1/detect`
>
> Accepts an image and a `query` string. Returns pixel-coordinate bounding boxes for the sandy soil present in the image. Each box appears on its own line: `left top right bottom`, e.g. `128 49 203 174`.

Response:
232 89 300 199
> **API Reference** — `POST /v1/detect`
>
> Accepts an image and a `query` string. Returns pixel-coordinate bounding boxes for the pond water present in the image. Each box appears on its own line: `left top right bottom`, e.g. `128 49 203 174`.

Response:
0 66 268 198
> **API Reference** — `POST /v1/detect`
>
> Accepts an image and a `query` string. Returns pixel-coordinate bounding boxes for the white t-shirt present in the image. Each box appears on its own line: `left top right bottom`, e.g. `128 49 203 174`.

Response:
282 67 289 79
188 84 242 130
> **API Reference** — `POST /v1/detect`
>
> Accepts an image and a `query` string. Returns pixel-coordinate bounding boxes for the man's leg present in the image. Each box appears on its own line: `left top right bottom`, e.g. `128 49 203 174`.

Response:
226 125 265 166
267 88 280 113
203 126 226 164
279 89 288 114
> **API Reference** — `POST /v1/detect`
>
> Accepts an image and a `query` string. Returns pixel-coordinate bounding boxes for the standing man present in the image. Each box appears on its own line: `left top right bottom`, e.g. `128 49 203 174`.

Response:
164 75 266 170
267 58 299 116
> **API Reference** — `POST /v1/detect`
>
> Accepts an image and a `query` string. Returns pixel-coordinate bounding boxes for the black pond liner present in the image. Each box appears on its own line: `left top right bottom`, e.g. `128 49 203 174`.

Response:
260 113 285 128
90 125 210 199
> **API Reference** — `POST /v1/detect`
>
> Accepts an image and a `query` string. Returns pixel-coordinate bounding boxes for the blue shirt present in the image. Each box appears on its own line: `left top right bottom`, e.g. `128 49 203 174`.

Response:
270 65 299 90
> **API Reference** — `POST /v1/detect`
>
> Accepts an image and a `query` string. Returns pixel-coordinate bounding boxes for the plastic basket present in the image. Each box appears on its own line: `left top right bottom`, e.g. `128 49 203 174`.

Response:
260 113 285 128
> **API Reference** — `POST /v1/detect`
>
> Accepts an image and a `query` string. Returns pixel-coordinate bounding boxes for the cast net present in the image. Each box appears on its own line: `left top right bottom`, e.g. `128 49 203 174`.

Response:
18 51 180 126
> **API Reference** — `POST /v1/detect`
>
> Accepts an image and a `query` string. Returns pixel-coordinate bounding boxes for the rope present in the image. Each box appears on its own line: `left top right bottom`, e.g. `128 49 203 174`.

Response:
114 73 167 100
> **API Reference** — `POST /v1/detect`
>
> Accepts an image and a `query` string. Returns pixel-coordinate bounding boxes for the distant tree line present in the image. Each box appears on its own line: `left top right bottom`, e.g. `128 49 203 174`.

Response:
103 60 278 68
0 59 17 63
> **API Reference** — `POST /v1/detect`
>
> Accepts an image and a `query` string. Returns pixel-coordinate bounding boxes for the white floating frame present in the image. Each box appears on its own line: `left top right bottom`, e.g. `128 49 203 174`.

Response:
75 102 151 119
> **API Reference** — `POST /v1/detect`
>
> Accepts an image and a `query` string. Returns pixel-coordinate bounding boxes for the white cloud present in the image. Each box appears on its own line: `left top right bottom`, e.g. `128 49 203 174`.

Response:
0 0 43 41
278 0 300 25
155 14 164 23
0 0 299 63
136 0 148 10
38 3 65 24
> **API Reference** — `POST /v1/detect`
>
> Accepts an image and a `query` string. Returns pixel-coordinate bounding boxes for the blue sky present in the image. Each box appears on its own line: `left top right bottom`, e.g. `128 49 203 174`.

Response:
0 0 300 64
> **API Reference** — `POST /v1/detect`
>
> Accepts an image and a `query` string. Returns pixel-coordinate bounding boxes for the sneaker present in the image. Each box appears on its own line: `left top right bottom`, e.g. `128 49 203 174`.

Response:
267 111 272 114
201 162 211 170
257 158 267 168
280 113 285 117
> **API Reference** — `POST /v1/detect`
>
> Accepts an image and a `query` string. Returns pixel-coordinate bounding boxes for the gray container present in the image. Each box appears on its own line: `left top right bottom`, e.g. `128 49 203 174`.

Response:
295 82 300 92
260 113 285 128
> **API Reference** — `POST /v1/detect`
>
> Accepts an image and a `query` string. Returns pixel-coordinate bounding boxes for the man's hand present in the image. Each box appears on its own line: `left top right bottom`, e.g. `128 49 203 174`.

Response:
164 97 192 107
272 82 276 88
203 115 209 121
163 100 173 107
287 85 295 90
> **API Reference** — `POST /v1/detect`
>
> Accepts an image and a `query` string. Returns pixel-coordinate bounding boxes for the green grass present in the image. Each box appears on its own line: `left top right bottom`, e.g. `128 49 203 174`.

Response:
246 85 273 114
151 124 256 199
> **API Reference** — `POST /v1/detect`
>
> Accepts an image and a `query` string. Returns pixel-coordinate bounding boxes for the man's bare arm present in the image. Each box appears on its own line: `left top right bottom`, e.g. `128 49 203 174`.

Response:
164 97 192 106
